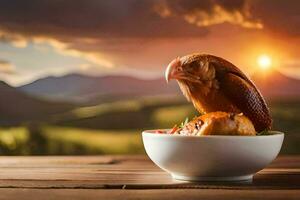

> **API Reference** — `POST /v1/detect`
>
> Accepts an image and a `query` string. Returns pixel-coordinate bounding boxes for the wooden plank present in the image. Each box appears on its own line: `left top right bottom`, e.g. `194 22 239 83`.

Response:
0 156 298 189
0 155 298 166
0 189 298 200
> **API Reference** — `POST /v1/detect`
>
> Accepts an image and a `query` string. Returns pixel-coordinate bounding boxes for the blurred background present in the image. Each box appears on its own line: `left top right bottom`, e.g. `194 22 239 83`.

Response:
0 0 299 155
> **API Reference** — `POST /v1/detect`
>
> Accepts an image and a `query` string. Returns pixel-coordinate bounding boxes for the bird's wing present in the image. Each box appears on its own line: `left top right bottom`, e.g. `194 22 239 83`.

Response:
216 70 272 132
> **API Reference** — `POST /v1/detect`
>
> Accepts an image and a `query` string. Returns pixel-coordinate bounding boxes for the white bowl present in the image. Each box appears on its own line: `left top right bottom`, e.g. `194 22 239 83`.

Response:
142 130 284 182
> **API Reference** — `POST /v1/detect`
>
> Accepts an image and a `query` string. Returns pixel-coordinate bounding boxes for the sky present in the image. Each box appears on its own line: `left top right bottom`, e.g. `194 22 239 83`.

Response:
0 0 300 86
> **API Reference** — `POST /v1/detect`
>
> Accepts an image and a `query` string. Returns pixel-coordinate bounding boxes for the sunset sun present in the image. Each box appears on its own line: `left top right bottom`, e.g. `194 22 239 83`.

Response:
257 55 272 70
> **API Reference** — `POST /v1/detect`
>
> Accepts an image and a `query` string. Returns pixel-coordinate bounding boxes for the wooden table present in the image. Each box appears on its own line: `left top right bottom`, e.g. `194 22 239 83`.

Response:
0 155 298 200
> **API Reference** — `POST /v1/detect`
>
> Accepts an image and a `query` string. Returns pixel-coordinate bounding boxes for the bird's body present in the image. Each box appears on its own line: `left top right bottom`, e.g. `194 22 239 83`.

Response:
178 79 240 114
166 53 272 132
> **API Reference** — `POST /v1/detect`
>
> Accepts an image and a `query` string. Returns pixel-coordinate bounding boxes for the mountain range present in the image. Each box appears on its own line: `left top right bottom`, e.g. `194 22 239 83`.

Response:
0 81 74 125
251 70 300 99
18 73 182 104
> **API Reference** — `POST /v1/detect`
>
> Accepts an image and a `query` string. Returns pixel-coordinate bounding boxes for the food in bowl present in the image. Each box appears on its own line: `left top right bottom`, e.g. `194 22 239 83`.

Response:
142 53 284 181
168 111 256 136
142 130 284 181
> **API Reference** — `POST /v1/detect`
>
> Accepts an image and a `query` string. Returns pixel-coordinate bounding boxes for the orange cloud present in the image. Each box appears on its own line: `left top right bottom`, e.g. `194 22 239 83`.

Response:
0 29 114 68
183 5 262 29
0 30 28 48
0 60 16 74
154 1 263 29
33 38 114 68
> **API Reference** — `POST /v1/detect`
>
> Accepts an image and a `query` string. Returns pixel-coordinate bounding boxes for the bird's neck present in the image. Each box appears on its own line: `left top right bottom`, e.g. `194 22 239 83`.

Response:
187 82 240 114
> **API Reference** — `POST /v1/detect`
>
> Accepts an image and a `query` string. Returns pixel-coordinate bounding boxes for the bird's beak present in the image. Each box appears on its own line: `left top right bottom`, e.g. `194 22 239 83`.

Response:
165 57 182 83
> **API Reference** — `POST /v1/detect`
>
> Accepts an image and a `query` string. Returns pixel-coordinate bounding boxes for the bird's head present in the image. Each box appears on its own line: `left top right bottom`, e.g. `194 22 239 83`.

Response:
165 54 219 102
165 54 216 85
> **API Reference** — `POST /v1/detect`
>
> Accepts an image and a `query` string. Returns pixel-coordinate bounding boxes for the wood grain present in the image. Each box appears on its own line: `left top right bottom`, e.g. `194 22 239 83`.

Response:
0 155 298 189
0 155 298 199
0 189 298 200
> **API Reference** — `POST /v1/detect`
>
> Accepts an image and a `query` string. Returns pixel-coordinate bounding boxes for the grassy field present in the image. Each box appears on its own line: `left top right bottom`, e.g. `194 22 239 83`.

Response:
0 98 299 155
44 127 143 155
0 126 143 155
0 127 29 155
